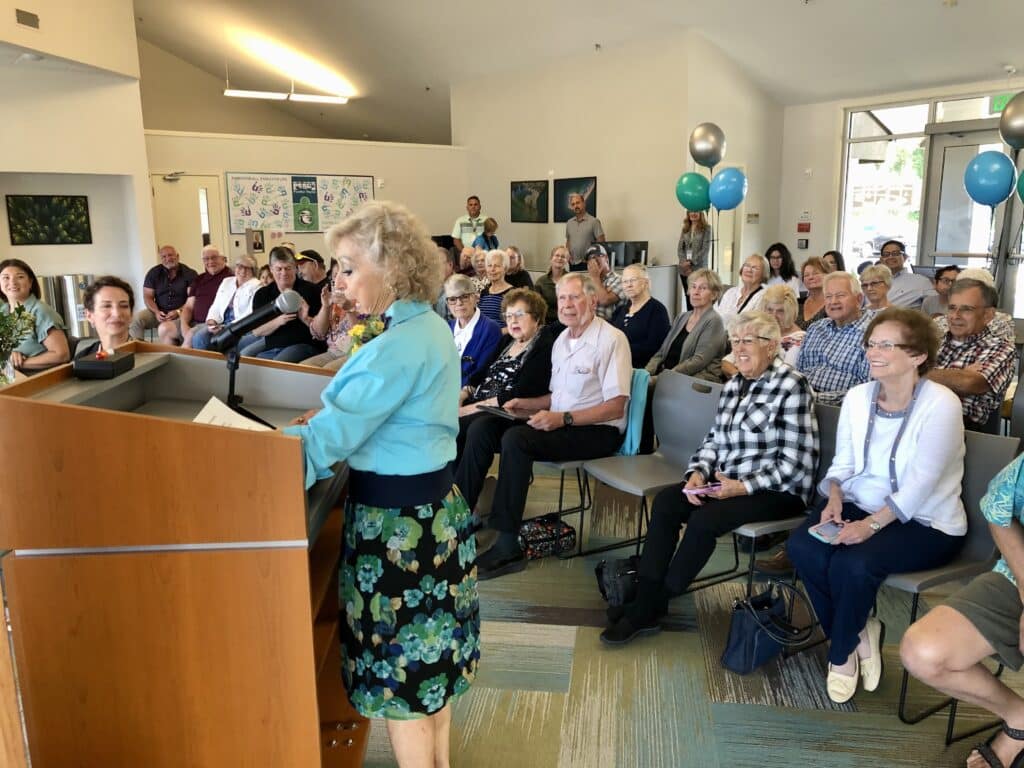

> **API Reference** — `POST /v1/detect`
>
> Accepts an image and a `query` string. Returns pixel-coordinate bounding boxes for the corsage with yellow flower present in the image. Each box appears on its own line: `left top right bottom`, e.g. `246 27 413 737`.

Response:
347 314 387 355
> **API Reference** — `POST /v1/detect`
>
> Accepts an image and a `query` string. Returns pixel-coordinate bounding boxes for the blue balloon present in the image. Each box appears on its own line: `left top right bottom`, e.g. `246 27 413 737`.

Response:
709 168 748 211
963 151 1016 207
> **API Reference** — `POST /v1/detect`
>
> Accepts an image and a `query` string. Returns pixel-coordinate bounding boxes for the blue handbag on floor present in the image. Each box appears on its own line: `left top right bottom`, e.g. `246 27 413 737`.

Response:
721 581 813 675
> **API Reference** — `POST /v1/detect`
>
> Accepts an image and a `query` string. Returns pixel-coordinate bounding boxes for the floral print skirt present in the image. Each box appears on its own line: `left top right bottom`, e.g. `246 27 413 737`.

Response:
340 486 480 719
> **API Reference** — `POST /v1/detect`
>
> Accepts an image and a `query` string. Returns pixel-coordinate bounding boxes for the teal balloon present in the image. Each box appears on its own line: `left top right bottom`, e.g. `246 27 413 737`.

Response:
675 172 710 211
963 151 1015 207
709 167 748 211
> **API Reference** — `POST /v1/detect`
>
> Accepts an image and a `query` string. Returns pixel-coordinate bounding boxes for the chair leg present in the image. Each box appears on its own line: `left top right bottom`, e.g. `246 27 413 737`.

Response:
685 534 743 593
570 493 648 558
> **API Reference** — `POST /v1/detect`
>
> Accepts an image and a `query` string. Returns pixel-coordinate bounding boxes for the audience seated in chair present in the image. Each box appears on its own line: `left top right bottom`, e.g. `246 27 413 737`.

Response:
722 283 804 377
787 308 967 704
716 253 768 324
610 263 670 370
860 263 893 313
189 254 261 351
505 246 534 289
179 245 233 348
0 257 70 371
76 276 135 358
901 451 1024 768
928 278 1016 434
534 246 569 325
302 260 360 371
454 289 554 465
459 272 632 581
445 273 502 387
601 310 818 646
879 240 936 310
240 245 325 363
129 244 198 344
584 243 628 321
478 250 514 329
796 270 873 406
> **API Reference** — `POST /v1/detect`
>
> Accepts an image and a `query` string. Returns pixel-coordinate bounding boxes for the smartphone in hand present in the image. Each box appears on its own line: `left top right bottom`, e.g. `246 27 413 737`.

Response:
683 483 723 496
809 520 844 544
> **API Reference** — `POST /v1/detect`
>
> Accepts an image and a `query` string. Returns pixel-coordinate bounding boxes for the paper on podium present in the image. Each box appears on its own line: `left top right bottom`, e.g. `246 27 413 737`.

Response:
193 396 273 431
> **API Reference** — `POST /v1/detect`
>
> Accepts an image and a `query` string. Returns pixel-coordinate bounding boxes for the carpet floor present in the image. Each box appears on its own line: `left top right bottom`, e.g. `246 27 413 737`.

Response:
360 467 1021 767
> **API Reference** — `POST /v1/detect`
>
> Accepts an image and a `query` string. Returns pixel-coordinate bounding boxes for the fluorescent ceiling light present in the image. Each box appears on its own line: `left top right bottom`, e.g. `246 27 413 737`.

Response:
224 88 288 100
288 93 349 104
227 28 356 99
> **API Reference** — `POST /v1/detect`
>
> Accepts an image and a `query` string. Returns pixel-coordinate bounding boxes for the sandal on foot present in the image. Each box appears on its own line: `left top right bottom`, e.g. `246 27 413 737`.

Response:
971 722 1024 768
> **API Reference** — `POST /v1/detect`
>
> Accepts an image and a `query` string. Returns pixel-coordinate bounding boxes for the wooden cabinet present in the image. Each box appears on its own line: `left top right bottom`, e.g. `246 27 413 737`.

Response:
0 344 369 767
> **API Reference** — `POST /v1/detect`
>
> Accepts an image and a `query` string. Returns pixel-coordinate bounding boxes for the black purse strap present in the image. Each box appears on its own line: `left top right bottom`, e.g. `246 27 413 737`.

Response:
735 580 815 647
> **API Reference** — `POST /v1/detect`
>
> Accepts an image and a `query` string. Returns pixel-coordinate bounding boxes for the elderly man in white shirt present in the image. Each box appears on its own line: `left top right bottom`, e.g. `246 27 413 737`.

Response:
461 271 633 580
189 254 261 350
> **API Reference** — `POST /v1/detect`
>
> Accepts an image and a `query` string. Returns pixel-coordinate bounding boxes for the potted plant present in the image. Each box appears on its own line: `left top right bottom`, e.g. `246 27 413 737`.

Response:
0 305 34 386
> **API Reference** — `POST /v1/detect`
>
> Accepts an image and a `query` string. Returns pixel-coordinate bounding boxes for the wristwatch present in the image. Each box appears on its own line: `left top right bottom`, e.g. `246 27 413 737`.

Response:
563 411 574 427
867 517 882 532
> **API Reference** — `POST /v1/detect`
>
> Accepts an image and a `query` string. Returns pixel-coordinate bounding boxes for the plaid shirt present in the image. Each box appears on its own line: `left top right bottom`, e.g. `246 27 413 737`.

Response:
597 271 628 321
936 327 1016 425
689 357 819 503
796 311 873 406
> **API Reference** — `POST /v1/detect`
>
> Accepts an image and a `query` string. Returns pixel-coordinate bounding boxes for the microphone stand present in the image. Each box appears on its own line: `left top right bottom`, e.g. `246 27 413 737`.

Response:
224 343 276 429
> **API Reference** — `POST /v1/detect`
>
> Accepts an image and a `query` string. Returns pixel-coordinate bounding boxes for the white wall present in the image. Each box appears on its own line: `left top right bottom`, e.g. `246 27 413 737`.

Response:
137 40 333 139
450 31 782 274
145 131 470 260
0 0 138 78
778 76 1024 267
0 173 133 279
0 64 156 290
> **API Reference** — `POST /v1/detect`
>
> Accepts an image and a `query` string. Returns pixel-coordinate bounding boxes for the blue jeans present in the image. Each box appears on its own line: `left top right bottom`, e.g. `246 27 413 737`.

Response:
191 326 214 350
787 501 964 664
254 343 318 363
238 336 266 357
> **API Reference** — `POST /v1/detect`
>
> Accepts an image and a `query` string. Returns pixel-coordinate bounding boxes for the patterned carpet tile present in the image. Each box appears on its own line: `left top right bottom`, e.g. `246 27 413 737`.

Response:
475 621 576 693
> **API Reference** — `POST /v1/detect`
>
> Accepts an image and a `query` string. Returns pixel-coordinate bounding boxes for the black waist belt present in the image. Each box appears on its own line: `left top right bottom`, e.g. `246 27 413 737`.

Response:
348 466 453 508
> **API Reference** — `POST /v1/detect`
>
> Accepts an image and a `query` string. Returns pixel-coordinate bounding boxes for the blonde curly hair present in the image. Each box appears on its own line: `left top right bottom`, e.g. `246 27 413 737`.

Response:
325 201 441 303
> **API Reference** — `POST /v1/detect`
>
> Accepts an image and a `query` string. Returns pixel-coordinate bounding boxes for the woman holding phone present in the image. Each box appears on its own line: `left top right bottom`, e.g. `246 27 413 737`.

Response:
787 307 967 704
601 310 818 645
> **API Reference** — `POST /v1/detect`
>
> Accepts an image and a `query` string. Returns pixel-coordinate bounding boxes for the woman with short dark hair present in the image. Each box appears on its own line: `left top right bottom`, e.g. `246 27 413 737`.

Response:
787 307 966 704
76 276 135 359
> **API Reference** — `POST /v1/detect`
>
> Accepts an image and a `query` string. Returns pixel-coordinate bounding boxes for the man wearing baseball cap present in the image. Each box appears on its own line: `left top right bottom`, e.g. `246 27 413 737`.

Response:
296 249 329 291
585 243 627 320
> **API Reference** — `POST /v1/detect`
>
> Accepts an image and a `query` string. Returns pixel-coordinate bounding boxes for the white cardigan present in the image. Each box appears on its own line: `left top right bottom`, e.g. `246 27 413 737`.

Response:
206 277 261 325
822 378 967 536
716 284 766 325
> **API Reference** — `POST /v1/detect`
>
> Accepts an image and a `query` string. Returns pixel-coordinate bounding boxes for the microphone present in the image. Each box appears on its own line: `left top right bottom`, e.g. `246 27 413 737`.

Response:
209 289 302 352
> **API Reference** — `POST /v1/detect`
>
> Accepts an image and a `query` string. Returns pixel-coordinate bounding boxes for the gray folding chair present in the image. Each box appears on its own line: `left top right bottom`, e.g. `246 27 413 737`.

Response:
1008 368 1024 452
732 402 841 594
582 371 723 557
888 430 1019 744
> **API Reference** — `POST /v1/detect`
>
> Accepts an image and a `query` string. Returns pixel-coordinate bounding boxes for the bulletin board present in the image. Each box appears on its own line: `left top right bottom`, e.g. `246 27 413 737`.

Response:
226 172 374 234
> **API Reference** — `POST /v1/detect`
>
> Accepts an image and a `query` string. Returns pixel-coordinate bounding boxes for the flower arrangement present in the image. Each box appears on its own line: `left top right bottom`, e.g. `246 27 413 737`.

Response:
347 314 387 356
0 305 34 384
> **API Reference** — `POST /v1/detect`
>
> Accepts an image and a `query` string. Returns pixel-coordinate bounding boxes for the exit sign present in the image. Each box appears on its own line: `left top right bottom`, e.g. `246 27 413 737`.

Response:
991 93 1015 113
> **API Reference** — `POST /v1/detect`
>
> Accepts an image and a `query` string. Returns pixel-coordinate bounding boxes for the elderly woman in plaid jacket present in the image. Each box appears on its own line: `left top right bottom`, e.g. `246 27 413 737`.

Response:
601 310 819 646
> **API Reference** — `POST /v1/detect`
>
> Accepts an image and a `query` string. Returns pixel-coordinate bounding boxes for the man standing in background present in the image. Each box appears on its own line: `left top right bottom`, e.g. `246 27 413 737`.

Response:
565 192 606 269
452 196 487 251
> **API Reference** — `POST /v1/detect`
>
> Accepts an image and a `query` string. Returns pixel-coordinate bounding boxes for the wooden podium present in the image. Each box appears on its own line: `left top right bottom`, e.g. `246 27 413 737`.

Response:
0 343 369 767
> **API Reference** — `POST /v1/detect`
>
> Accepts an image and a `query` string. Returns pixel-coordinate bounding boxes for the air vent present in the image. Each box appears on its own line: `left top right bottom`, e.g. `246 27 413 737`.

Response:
15 8 40 29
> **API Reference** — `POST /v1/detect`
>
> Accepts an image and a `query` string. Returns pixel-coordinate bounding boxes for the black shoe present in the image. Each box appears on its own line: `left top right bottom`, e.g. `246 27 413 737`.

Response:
606 603 629 624
476 546 527 581
599 616 661 646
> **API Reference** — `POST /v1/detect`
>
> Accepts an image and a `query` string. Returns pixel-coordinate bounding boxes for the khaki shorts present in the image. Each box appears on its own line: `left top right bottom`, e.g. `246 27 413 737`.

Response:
944 570 1024 671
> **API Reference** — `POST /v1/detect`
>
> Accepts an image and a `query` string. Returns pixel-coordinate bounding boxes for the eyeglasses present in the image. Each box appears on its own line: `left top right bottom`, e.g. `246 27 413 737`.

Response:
880 250 904 258
729 336 772 347
504 310 528 321
235 264 254 271
861 280 886 289
936 277 956 285
864 340 912 352
446 294 473 305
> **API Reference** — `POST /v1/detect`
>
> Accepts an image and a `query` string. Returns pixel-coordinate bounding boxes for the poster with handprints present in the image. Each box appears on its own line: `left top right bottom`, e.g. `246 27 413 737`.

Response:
227 172 374 234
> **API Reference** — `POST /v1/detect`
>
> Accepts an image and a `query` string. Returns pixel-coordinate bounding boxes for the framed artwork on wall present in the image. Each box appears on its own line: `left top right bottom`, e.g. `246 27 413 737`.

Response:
553 177 597 222
5 195 93 245
510 180 549 223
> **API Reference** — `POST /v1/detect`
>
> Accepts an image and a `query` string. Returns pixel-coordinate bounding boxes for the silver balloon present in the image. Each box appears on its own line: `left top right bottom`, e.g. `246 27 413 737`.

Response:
689 122 727 168
1000 91 1024 151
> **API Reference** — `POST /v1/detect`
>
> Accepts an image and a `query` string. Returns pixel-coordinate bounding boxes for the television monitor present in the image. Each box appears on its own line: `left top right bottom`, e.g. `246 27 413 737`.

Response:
603 241 649 269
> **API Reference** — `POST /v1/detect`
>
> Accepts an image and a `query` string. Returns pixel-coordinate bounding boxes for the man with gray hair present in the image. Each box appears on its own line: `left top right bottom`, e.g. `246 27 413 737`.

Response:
796 271 873 406
929 277 1016 433
457 271 632 580
178 244 232 348
565 192 606 268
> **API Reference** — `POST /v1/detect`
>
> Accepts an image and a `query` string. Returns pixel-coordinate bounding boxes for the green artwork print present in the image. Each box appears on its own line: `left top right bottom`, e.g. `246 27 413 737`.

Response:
6 195 92 245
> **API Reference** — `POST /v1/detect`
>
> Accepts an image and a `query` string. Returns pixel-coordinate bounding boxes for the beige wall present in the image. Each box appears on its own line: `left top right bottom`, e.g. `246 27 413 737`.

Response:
450 31 782 275
0 0 138 78
778 75 1024 268
145 131 470 261
137 40 333 139
0 64 156 289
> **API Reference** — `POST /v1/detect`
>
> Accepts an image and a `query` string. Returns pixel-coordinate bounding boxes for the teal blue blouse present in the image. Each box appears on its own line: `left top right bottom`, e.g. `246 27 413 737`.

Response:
981 452 1024 585
2 296 65 357
283 300 460 489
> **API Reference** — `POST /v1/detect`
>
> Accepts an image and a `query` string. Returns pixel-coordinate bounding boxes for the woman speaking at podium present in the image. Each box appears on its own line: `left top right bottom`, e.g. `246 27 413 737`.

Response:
284 201 479 767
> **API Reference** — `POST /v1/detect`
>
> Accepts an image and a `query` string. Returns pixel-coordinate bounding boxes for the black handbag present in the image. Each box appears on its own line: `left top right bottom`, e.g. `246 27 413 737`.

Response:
720 580 814 676
594 555 640 607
